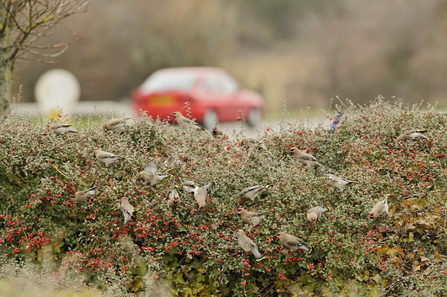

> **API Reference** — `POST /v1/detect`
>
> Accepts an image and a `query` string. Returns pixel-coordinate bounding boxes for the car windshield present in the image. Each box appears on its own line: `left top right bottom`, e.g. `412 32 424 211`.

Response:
140 71 197 92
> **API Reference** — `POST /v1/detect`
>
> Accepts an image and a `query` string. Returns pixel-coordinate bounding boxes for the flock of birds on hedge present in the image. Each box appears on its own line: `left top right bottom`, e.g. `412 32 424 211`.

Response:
46 111 431 262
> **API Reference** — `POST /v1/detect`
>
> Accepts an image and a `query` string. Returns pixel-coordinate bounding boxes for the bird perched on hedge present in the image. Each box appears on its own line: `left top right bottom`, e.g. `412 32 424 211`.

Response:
233 229 265 261
290 147 322 167
307 204 332 222
277 232 312 254
171 111 206 131
162 152 188 167
121 197 136 225
136 160 171 185
212 127 223 138
167 186 180 210
103 118 130 131
237 185 268 205
238 208 268 226
74 182 97 202
194 181 215 209
240 137 269 152
318 174 356 191
396 129 430 143
95 149 128 166
47 124 78 134
181 181 196 193
369 195 389 219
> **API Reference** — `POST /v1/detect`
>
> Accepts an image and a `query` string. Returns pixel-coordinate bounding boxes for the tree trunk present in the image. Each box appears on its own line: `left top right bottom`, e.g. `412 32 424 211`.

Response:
0 60 12 118
0 5 12 117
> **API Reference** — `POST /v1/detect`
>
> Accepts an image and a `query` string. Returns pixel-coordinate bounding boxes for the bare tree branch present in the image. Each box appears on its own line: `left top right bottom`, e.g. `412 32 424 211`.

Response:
1 0 90 68
0 1 26 34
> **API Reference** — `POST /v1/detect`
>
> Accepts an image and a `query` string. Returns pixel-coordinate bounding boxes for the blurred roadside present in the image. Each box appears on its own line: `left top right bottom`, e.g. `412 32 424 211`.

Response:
12 100 328 138
11 0 447 112
13 99 134 118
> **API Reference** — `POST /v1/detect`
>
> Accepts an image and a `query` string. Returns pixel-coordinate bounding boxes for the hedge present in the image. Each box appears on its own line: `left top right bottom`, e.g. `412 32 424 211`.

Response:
1 97 447 296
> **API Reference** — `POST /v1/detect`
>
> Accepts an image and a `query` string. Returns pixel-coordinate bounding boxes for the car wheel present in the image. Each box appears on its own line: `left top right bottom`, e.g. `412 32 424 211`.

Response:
247 108 261 127
202 109 218 131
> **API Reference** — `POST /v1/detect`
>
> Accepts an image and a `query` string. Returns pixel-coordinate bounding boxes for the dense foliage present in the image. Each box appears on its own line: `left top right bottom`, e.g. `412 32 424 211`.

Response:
1 98 447 296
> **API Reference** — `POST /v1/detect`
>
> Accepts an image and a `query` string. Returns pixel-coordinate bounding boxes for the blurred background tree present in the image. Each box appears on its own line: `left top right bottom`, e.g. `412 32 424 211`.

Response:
0 0 89 116
11 0 447 112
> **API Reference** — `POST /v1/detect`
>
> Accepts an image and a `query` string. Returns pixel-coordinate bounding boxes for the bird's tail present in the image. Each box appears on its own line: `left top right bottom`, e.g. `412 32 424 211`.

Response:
256 256 266 262
252 246 265 261
421 135 431 142
205 180 215 189
307 245 312 254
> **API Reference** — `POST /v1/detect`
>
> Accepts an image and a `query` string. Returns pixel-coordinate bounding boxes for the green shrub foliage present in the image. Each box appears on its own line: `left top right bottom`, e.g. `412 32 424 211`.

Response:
1 98 447 296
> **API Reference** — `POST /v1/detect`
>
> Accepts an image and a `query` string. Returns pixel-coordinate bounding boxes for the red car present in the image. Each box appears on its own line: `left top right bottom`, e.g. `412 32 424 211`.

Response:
131 67 265 129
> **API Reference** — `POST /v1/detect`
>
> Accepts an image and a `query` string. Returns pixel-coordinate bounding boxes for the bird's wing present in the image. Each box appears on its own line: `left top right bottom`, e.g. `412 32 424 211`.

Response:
77 189 88 196
109 118 125 127
300 153 317 161
122 200 135 213
233 231 244 246
162 154 177 166
285 238 303 247
307 206 321 218
123 211 132 223
195 188 206 204
370 201 383 215
53 124 72 128
407 129 427 135
252 140 267 150
97 152 117 159
240 186 264 196
143 161 158 175
180 116 200 127
340 177 355 184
